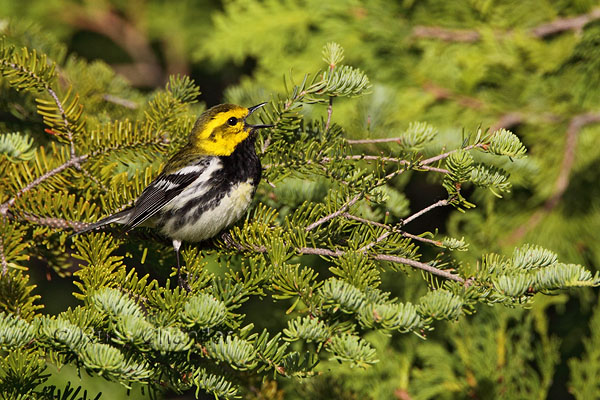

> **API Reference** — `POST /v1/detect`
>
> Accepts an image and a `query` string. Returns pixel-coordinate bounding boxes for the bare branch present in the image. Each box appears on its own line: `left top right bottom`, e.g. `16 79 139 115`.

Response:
401 231 442 246
403 199 449 226
342 212 388 229
372 254 464 283
296 246 463 283
355 199 448 252
313 155 450 174
344 213 442 247
548 112 600 209
419 143 484 166
297 246 344 257
347 138 404 144
530 8 600 37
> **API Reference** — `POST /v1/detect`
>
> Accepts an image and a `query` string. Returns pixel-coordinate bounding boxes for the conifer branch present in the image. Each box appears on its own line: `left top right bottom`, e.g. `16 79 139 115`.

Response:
46 87 77 159
342 141 484 172
356 225 435 253
226 232 463 282
371 254 463 283
401 231 441 246
320 155 450 174
305 193 362 231
403 199 449 226
357 199 449 252
295 246 463 282
347 138 405 144
0 154 88 216
79 166 111 193
419 144 484 166
0 59 52 91
342 213 388 229
1 57 78 157
20 212 89 231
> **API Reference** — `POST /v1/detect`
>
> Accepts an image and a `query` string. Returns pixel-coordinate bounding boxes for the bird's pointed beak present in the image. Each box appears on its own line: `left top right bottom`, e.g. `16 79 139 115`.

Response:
245 102 274 129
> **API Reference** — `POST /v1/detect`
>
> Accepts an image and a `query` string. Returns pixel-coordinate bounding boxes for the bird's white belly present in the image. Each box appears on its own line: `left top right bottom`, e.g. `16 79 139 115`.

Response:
164 179 256 242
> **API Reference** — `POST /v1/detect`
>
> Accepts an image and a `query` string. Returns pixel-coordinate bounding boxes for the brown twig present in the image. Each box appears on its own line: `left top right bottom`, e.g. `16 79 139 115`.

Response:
343 212 388 229
404 199 449 226
0 233 7 275
372 254 463 283
305 193 362 231
344 213 442 249
295 246 464 283
402 231 442 246
504 111 600 244
419 143 484 166
294 143 474 233
19 213 89 232
530 8 600 37
357 199 449 252
325 97 333 132
321 155 450 174
347 138 405 144
413 8 600 42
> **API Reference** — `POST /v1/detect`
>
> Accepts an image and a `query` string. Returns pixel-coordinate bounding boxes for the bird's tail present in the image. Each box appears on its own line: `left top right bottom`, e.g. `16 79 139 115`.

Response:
71 209 131 236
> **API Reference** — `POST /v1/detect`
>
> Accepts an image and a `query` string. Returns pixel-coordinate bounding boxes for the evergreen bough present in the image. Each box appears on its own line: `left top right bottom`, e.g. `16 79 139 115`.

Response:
0 27 598 400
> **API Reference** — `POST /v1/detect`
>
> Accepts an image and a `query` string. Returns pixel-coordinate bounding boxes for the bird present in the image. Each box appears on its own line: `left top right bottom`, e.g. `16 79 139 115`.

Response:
74 102 272 287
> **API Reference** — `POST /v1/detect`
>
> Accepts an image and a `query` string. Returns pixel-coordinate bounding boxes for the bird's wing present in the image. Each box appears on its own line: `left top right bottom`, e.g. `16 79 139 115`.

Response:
124 158 215 230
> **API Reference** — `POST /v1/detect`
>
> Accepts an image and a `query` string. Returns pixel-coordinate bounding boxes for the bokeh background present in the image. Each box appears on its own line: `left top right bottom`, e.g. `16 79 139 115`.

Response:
1 1 600 399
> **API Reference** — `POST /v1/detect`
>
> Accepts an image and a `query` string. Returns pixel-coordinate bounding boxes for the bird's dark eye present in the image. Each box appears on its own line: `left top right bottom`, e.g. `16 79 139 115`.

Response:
227 117 238 126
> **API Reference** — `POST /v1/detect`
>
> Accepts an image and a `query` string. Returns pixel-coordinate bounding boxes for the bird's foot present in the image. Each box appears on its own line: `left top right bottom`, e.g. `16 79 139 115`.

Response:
178 272 191 292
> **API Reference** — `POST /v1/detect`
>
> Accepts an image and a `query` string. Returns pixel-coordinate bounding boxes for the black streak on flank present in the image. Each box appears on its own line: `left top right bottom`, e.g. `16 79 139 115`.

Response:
168 134 261 231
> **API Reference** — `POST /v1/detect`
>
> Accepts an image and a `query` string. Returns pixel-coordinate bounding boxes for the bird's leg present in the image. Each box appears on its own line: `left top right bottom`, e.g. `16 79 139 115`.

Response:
172 239 190 292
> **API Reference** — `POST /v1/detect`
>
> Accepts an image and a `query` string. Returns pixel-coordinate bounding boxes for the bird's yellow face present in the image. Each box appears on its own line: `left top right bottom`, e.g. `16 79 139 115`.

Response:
190 103 267 156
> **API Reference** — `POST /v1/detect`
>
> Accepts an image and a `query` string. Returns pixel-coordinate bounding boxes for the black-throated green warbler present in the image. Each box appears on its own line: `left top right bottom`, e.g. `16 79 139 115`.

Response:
76 103 272 285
